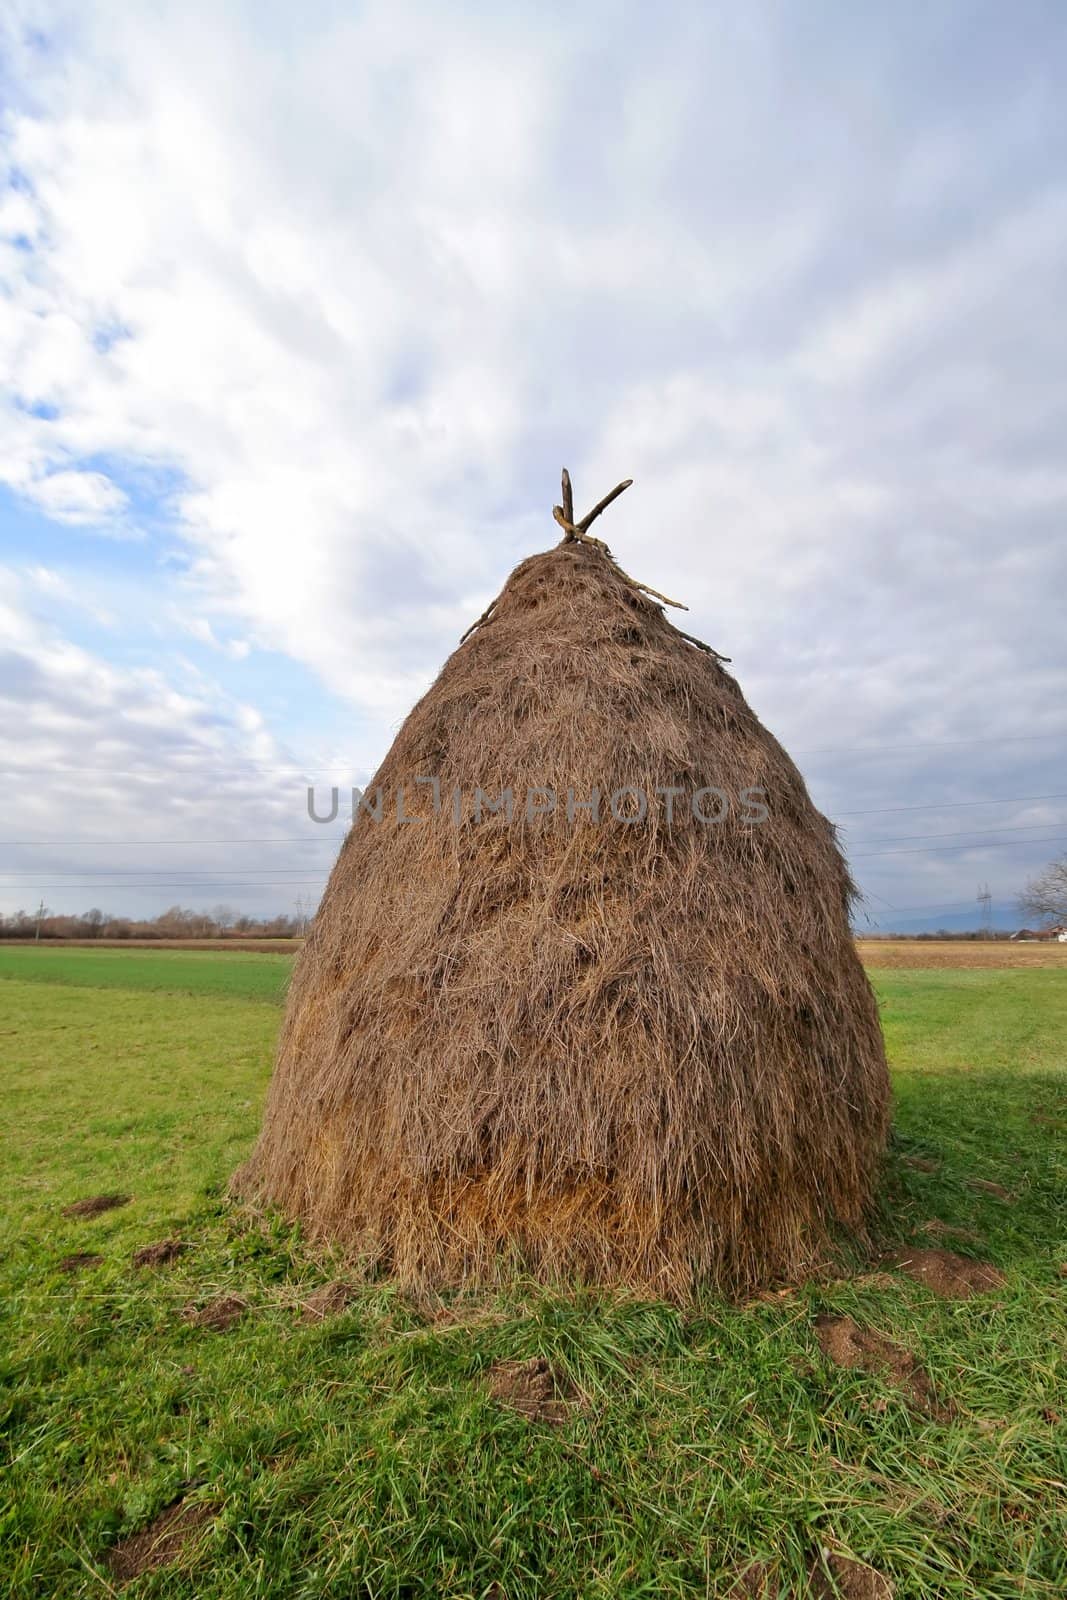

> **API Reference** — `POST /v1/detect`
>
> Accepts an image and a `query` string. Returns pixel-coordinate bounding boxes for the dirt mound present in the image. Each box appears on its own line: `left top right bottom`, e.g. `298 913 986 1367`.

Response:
299 1282 356 1322
724 1553 893 1597
892 1248 1005 1298
814 1314 947 1416
486 1356 574 1424
58 1252 103 1273
62 1193 130 1218
181 1295 247 1331
132 1239 187 1267
106 1498 216 1583
1030 1110 1067 1131
726 1562 779 1597
810 1552 893 1598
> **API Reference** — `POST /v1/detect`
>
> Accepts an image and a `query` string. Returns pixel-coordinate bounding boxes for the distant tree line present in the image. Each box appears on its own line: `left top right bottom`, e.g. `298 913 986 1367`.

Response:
858 928 1013 941
0 904 304 941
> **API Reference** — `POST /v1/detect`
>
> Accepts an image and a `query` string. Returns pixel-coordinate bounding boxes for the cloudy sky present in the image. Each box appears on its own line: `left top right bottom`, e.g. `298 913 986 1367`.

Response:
1 0 1065 930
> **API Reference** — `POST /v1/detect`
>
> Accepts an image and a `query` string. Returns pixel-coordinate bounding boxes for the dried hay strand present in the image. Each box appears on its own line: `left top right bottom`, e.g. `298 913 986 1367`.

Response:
234 474 890 1298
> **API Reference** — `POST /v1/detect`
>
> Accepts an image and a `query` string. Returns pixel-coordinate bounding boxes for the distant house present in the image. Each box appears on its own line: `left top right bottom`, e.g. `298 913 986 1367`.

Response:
1011 925 1067 942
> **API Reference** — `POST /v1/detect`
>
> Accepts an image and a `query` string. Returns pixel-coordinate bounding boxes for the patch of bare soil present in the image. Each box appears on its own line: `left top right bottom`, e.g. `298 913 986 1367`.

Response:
62 1193 131 1218
892 1248 1005 1298
486 1356 574 1424
725 1561 779 1597
181 1295 247 1331
58 1252 103 1273
1030 1110 1067 1132
132 1239 187 1267
106 1498 216 1584
810 1551 894 1598
900 1155 940 1173
966 1178 1013 1200
299 1281 356 1322
857 938 1067 970
814 1314 948 1418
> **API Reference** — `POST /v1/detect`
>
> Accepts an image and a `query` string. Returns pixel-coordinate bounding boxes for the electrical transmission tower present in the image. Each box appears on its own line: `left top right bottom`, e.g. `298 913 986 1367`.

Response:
977 883 993 939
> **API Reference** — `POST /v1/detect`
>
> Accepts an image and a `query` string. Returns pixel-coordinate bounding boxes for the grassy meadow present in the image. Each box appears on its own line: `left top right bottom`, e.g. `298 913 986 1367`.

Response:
0 945 1064 1598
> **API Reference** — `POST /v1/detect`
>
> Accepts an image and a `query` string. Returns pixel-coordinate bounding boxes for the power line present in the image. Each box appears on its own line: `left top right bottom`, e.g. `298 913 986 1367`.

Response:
0 880 330 892
846 819 1067 847
0 731 1063 780
4 817 1066 875
851 834 1067 860
0 867 334 878
833 791 1067 817
4 792 1067 848
0 836 346 847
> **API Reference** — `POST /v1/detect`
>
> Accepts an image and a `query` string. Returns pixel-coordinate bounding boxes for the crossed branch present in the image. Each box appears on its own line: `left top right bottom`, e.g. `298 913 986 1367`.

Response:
460 468 729 660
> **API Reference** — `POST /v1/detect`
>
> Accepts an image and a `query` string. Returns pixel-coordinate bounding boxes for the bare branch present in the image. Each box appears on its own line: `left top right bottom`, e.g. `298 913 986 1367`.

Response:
578 479 633 534
1018 854 1067 924
561 467 574 526
676 628 731 661
459 597 497 643
619 571 689 611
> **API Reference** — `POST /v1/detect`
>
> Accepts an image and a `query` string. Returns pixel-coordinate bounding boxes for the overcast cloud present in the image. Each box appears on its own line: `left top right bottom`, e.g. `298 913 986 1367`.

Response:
1 0 1065 927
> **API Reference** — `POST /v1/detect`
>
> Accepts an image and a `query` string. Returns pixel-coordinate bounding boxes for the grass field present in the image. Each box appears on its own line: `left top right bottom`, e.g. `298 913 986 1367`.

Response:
1 947 1064 1598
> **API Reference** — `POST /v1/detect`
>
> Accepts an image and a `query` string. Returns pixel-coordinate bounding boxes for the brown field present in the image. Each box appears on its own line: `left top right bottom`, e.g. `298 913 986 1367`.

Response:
857 938 1067 969
5 935 1067 968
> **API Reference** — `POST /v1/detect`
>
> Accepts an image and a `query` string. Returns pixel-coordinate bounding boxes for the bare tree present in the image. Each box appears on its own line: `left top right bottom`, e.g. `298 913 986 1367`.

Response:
1018 853 1067 925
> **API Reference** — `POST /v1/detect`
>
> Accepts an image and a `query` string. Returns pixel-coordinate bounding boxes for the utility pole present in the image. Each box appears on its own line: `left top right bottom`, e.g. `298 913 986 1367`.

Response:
977 883 993 940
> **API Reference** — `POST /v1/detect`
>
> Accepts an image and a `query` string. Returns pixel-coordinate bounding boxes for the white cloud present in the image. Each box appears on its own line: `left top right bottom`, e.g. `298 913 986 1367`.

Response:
0 566 339 916
0 1 1065 923
21 467 129 523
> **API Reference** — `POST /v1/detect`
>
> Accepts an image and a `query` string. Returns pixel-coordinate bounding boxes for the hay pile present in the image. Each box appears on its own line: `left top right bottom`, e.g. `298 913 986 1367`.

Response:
235 474 889 1297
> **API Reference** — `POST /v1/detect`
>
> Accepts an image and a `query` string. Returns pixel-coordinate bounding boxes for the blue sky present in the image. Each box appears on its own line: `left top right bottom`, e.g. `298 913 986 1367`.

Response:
1 0 1065 928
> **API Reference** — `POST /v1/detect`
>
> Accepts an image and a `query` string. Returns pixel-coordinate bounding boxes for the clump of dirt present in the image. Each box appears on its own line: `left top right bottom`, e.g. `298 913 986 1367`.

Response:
920 1220 981 1243
181 1296 247 1331
106 1498 216 1584
486 1356 574 1424
299 1282 356 1322
726 1561 779 1597
900 1155 940 1173
62 1194 131 1218
892 1248 1005 1298
133 1239 187 1267
966 1178 1013 1201
813 1314 948 1418
810 1551 894 1598
58 1252 104 1273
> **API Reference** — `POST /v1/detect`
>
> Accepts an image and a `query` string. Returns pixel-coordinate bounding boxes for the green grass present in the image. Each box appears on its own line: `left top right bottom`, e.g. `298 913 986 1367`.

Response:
1 950 1064 1598
0 945 291 1004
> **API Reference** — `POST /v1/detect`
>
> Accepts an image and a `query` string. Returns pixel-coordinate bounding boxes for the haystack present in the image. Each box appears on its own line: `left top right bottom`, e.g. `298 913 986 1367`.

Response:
235 473 890 1297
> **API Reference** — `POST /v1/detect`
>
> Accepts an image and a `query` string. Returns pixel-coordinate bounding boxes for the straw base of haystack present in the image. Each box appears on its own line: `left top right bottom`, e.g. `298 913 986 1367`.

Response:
233 1131 884 1300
